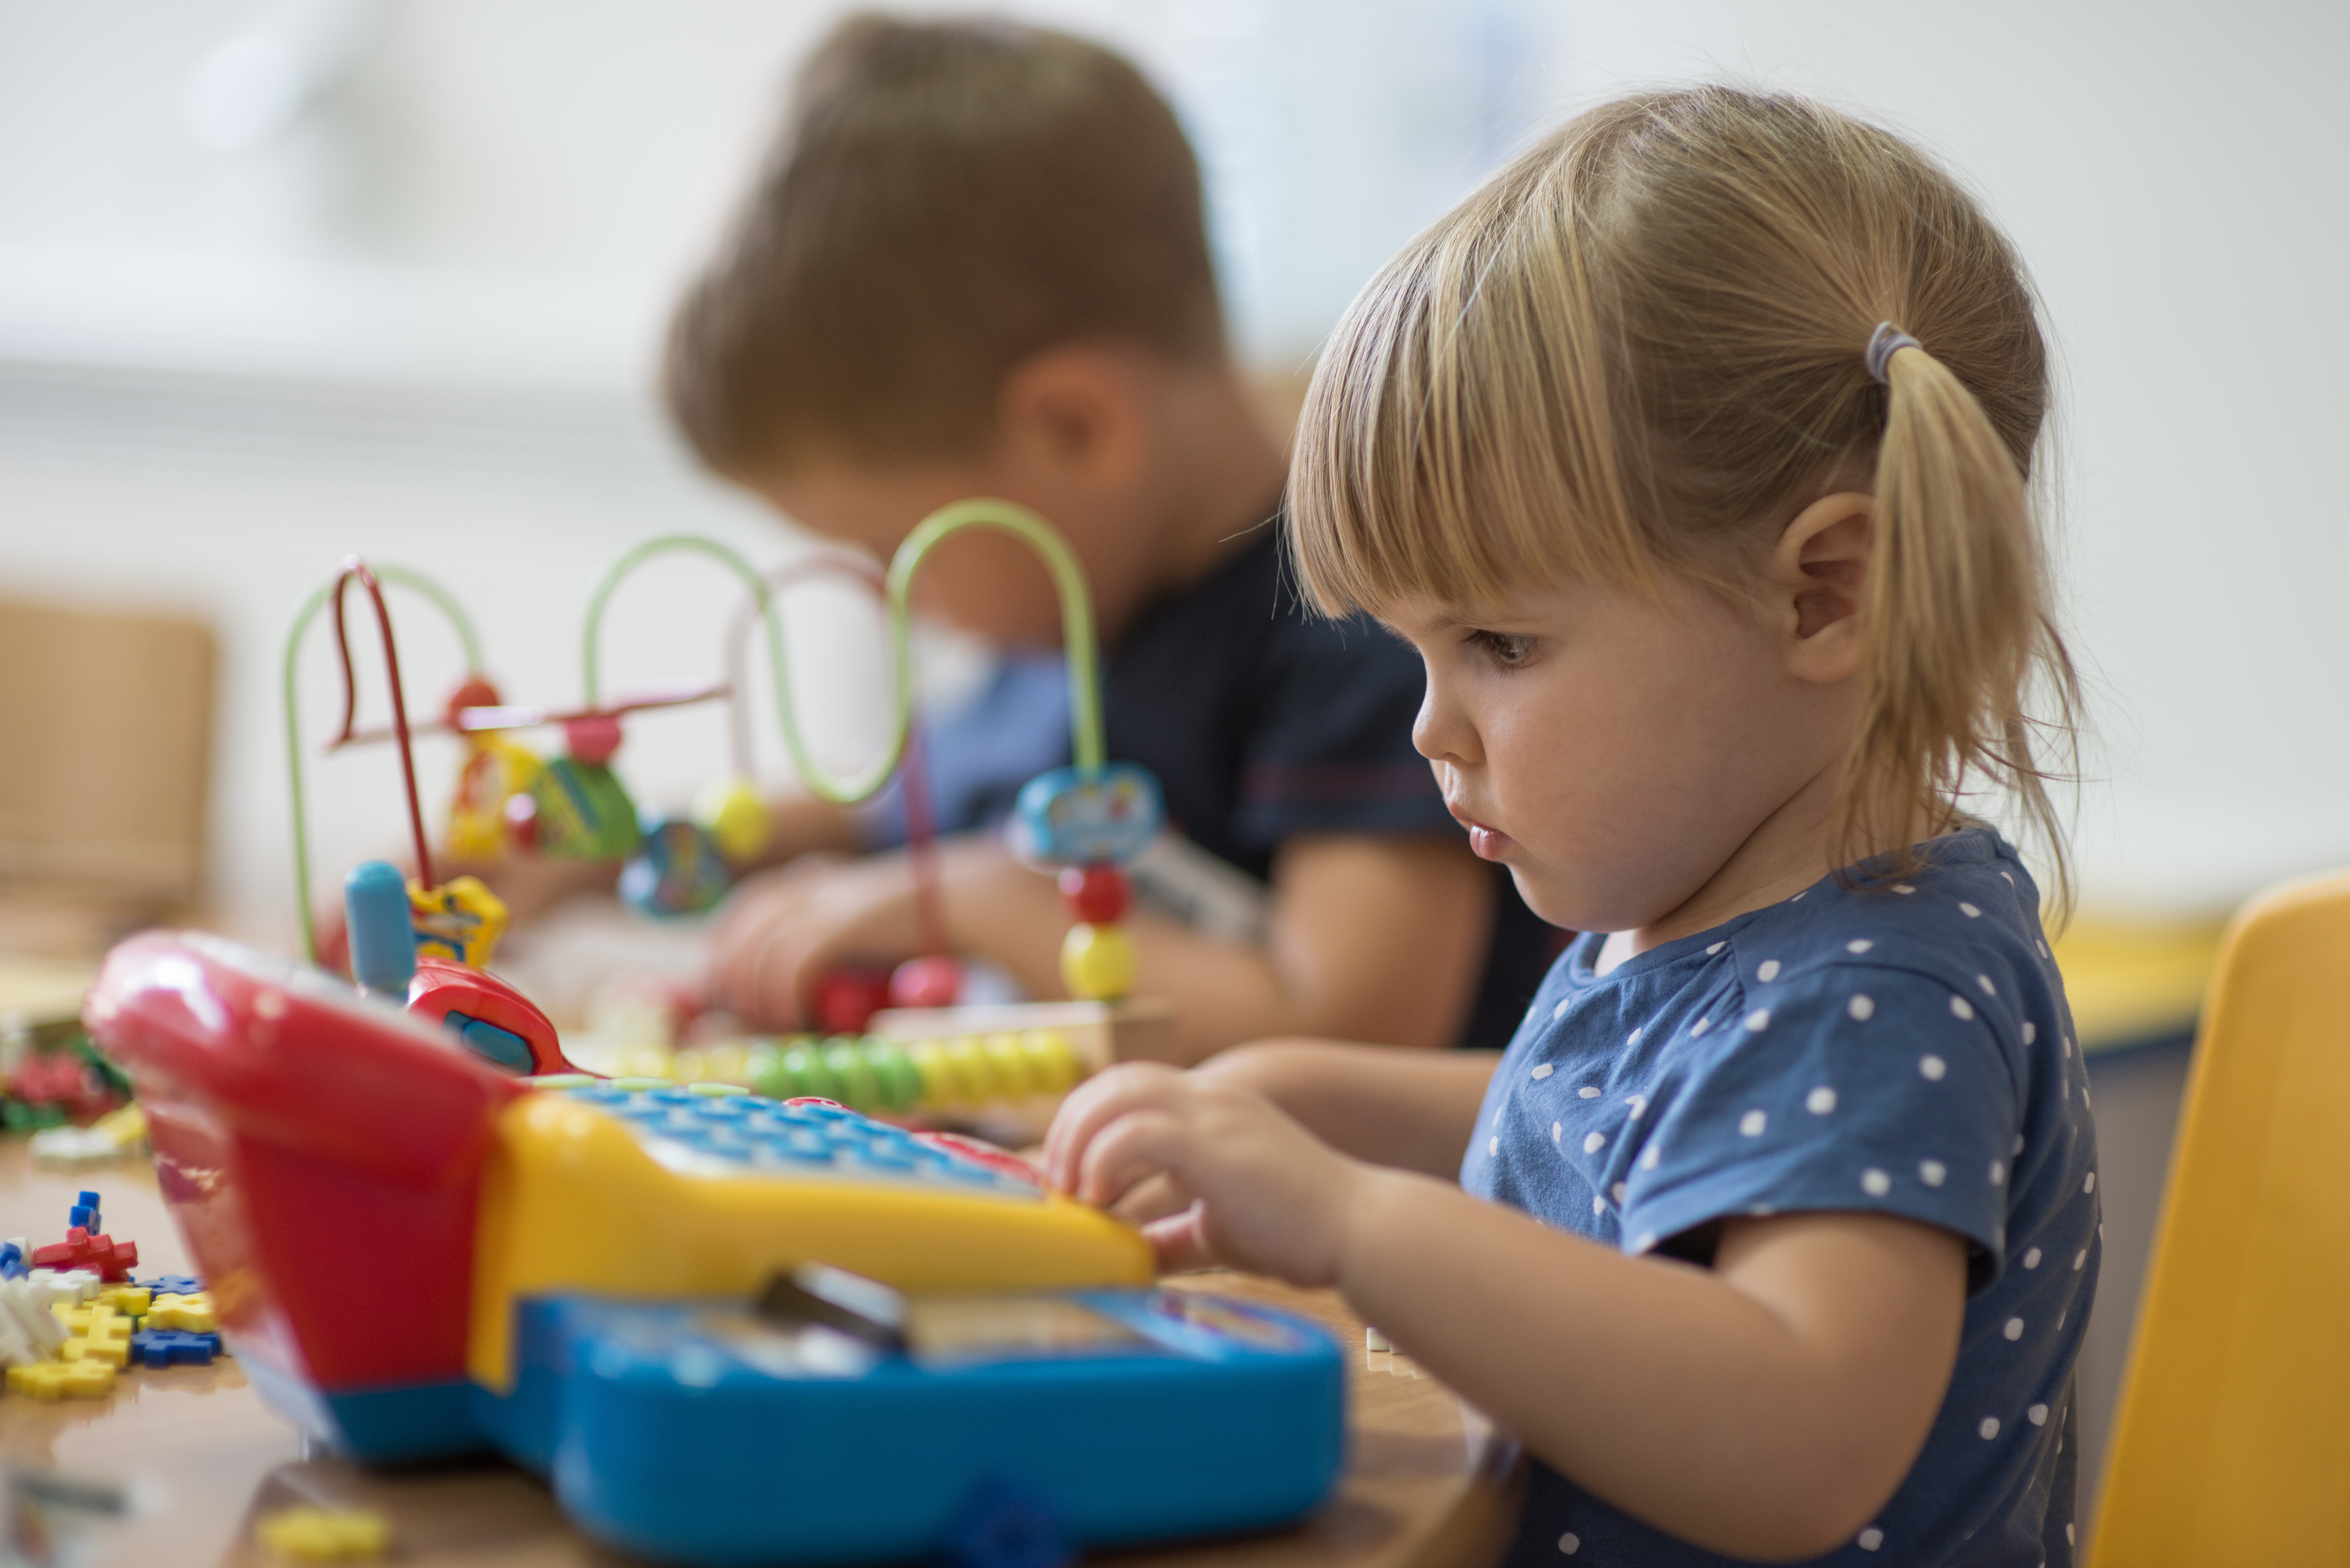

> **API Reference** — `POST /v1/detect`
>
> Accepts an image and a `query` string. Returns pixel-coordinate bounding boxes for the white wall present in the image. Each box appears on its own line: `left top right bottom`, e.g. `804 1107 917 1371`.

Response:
0 0 2343 945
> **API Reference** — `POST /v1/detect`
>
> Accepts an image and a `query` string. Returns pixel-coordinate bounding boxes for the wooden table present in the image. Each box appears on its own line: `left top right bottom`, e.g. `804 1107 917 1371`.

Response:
0 1140 1521 1568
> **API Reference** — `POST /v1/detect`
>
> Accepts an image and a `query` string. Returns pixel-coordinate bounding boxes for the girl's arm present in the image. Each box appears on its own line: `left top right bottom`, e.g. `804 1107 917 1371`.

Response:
1196 1039 1499 1177
706 832 1494 1062
1044 1066 1966 1562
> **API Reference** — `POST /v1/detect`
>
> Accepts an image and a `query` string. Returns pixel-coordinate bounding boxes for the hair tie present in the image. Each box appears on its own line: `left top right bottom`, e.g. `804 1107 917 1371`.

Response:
1866 322 1922 385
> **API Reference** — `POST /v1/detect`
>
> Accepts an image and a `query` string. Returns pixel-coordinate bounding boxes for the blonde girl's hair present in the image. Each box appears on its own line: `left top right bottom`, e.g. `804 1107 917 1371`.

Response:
1291 86 2079 904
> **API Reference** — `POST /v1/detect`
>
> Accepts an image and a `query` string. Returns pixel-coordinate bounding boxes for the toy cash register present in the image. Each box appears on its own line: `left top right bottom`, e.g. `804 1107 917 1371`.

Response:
88 930 1344 1562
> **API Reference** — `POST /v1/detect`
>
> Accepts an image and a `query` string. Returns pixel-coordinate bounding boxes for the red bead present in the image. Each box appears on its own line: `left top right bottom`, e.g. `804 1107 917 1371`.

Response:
888 955 962 1010
1058 864 1129 924
442 675 503 729
812 967 893 1035
564 713 624 766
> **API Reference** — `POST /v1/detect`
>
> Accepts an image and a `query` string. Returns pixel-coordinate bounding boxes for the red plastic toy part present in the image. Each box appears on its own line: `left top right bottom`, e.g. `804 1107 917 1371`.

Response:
82 931 525 1394
405 957 579 1077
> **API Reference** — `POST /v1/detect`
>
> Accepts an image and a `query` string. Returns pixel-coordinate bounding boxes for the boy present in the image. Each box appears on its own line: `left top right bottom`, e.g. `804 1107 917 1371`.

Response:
664 13 1551 1062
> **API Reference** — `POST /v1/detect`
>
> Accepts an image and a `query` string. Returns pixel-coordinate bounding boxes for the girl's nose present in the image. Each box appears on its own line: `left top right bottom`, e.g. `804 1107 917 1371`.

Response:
1412 675 1482 767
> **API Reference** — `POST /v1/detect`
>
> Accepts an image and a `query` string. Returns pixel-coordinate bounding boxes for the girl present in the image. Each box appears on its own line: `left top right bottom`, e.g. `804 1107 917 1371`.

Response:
1044 87 2096 1566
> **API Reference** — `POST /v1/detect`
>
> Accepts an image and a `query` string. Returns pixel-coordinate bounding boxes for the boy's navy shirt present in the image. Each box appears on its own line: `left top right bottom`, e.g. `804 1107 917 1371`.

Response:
869 519 1556 1050
1464 829 2099 1567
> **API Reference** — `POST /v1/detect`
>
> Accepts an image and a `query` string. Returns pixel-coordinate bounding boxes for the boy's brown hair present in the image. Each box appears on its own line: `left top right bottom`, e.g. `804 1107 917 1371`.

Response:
666 13 1223 480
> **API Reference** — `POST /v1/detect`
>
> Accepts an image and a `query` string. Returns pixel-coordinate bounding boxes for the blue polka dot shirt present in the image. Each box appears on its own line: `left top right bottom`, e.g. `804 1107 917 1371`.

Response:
1463 829 2099 1566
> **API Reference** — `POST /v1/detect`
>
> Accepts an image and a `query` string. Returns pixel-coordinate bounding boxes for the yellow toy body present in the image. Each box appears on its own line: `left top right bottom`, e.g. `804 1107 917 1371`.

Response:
467 1084 1153 1391
408 876 509 968
447 736 543 861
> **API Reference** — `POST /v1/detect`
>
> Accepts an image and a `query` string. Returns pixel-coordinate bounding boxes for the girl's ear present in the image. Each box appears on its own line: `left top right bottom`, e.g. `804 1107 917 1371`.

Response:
1774 491 1875 684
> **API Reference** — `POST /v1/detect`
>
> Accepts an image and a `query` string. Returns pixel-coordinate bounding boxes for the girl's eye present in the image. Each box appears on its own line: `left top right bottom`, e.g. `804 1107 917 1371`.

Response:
1467 629 1538 667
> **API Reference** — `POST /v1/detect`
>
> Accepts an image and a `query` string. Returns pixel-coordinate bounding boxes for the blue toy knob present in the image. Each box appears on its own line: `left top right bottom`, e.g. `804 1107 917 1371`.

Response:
1009 764 1164 868
345 860 417 998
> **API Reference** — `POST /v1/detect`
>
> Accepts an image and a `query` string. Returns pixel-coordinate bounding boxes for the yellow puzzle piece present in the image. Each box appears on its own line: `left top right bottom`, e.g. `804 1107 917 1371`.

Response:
255 1506 392 1562
6 1359 116 1400
147 1292 216 1333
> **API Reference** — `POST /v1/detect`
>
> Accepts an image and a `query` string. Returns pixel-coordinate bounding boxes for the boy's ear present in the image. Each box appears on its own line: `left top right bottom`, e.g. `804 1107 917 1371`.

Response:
996 346 1150 489
1775 491 1874 684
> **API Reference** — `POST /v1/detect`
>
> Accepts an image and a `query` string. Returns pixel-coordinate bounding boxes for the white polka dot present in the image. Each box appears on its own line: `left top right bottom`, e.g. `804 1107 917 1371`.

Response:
2022 1247 2042 1269
1626 1094 1648 1119
1489 1136 1499 1157
1633 1231 1656 1251
1739 1110 1767 1137
1706 942 1725 955
1978 974 1998 996
1857 1527 1884 1552
2073 1249 2087 1270
1745 1008 1771 1031
1552 998 1570 1020
1641 1144 1661 1170
1990 1161 2007 1186
1551 1122 1562 1143
1893 883 1916 894
2028 1403 2049 1426
2014 1134 2026 1155
1861 1168 1892 1197
1531 1064 1554 1080
2058 1310 2066 1330
1920 1159 1947 1187
1627 1028 1642 1046
1806 1086 1838 1115
1757 959 1782 982
2062 1036 2072 1059
2082 1084 2092 1109
1951 994 1976 1021
1846 938 1874 954
2001 871 2015 886
2022 1021 2038 1045
1493 1107 1503 1128
2003 1316 2025 1341
1920 1054 1948 1081
1584 1131 1607 1154
1979 1416 2001 1440
2068 1523 2076 1546
1960 902 1982 918
1577 1085 1600 1099
2083 1172 2096 1194
1691 1017 1711 1037
1792 890 1807 901
1611 1182 1627 1204
1848 994 1876 1021
2038 939 2049 956
1593 1195 1605 1216
1557 1531 1580 1555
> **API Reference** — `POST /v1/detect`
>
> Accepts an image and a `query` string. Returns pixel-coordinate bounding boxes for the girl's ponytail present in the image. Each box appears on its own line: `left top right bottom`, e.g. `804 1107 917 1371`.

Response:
1859 330 2078 912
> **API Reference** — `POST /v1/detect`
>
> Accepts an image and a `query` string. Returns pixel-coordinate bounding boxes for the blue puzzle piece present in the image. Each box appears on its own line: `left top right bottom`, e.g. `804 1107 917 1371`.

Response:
0 1242 23 1281
131 1328 222 1368
133 1273 203 1296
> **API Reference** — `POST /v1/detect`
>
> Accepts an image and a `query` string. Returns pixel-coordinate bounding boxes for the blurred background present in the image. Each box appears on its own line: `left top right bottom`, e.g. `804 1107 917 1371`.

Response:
0 0 2343 1524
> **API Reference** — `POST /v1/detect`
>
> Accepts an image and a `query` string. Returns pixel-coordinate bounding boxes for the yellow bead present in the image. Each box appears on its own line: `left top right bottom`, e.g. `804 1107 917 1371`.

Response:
1021 1030 1080 1095
942 1037 987 1101
981 1034 1034 1097
256 1506 393 1562
906 1040 955 1106
695 775 772 864
1060 922 1136 1000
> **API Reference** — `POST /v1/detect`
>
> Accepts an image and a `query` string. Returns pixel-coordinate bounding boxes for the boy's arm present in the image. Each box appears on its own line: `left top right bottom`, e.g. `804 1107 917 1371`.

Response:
1045 1067 1967 1562
708 831 1495 1062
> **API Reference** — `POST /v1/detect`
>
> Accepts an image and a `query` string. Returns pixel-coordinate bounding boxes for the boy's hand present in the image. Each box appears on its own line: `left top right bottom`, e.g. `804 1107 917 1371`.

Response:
1043 1062 1368 1283
708 852 924 1029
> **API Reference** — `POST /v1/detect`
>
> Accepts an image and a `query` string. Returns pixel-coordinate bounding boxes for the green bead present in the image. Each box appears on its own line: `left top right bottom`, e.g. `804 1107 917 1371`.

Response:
780 1044 836 1100
865 1041 922 1112
824 1040 880 1111
745 1040 790 1099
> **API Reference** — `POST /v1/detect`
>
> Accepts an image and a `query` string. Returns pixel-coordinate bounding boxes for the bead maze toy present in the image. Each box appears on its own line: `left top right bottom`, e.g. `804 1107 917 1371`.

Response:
80 501 1344 1561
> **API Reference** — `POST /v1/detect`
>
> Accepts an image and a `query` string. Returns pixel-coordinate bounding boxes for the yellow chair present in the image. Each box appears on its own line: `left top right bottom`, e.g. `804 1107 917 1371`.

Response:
2091 869 2350 1564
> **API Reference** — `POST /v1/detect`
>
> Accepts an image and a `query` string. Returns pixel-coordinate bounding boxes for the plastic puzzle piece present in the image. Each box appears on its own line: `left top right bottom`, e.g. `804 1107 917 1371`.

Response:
60 1336 129 1368
67 1191 100 1231
619 816 732 918
132 1273 202 1298
130 1328 223 1368
24 1269 102 1309
0 1241 22 1281
255 1506 392 1562
55 1302 134 1365
29 1104 149 1168
5 1359 116 1401
30 1228 138 1283
1011 763 1164 867
0 1278 68 1366
147 1293 216 1334
96 1284 151 1318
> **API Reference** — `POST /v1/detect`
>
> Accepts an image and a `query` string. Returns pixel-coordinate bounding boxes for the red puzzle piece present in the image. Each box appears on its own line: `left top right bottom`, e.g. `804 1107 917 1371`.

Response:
32 1227 139 1282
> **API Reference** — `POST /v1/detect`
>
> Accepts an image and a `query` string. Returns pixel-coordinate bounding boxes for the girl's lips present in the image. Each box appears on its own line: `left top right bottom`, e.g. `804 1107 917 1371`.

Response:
1467 824 1512 861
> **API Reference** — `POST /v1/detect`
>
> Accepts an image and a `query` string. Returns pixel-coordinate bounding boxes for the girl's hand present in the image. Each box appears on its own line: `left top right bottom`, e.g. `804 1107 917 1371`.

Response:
1043 1062 1369 1283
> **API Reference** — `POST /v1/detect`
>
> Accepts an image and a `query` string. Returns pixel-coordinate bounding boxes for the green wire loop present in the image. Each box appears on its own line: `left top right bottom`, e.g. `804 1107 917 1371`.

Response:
283 565 485 964
582 500 1104 806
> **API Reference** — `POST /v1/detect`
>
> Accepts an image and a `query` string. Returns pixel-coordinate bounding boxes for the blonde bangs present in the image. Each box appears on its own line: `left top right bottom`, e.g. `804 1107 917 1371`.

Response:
1288 147 1656 619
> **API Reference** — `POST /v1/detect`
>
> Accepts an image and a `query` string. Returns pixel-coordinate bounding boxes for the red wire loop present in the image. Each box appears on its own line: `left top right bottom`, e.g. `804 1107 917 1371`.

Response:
327 558 437 890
